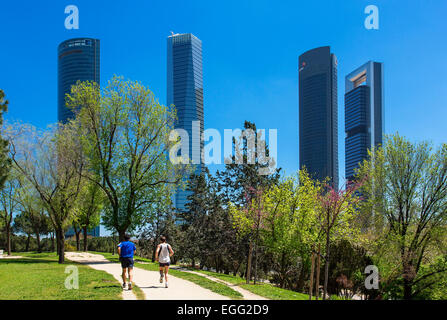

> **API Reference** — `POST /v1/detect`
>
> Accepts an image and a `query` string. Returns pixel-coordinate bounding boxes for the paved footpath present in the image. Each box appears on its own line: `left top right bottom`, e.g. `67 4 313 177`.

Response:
171 267 267 300
65 252 229 300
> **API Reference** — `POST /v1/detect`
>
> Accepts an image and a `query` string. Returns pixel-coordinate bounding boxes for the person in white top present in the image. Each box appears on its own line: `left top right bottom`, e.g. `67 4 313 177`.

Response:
155 235 174 288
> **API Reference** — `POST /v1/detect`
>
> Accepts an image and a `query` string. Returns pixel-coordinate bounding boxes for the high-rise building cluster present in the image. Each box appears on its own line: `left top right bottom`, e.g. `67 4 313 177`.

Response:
57 36 384 221
299 46 384 187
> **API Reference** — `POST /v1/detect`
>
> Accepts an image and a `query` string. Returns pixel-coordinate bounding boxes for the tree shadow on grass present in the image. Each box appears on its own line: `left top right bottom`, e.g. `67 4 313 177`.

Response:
0 258 57 265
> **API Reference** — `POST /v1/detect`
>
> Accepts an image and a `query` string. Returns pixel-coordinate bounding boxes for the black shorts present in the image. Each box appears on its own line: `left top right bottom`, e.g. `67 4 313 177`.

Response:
159 262 170 267
120 257 134 268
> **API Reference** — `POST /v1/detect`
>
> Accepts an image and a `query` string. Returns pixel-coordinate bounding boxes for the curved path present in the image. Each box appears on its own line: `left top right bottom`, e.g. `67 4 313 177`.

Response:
65 252 229 300
171 267 267 300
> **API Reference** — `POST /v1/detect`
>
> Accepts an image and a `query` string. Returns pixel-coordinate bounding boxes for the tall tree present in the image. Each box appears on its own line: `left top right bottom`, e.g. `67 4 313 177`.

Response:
6 122 85 263
0 89 11 189
74 181 103 251
218 120 281 283
13 211 34 251
67 76 187 241
262 170 321 290
229 186 267 284
0 170 22 255
356 134 447 299
315 179 363 299
16 183 50 253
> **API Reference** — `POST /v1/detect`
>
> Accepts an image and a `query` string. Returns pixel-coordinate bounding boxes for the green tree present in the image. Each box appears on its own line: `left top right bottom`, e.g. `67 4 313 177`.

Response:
181 169 210 268
6 122 85 263
13 211 34 251
67 76 187 241
262 170 321 290
315 179 363 299
356 134 447 299
219 120 281 284
0 170 22 255
74 181 104 251
0 89 11 189
16 183 51 253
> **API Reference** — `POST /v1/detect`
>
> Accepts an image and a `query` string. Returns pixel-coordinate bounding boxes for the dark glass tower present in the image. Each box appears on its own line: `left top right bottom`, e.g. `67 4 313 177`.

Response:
299 46 338 189
345 61 384 181
58 38 100 123
58 38 100 237
167 33 204 212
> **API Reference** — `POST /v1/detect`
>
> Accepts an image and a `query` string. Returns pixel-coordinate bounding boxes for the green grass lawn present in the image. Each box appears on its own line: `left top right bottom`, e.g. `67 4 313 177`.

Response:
92 251 243 299
187 268 311 300
0 252 123 300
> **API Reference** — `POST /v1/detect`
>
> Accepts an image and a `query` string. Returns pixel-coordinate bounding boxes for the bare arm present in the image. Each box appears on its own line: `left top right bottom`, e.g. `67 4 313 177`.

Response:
169 245 174 257
155 244 160 261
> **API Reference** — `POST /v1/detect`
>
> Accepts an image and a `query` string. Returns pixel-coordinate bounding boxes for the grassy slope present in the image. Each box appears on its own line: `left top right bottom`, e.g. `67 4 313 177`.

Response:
189 269 310 300
0 252 123 300
92 251 243 300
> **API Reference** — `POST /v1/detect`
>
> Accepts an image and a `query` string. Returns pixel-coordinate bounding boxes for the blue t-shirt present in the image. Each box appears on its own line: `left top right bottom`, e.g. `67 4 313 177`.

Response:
118 241 136 258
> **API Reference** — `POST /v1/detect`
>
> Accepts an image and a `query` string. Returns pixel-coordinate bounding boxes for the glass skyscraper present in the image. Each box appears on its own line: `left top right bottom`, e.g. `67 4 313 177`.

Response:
299 46 338 189
345 61 384 181
58 37 100 237
58 38 100 123
167 33 204 212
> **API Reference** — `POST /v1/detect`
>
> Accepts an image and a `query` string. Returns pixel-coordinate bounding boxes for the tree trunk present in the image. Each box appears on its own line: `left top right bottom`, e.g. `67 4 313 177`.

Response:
83 227 88 252
246 241 253 284
36 233 41 253
6 225 11 256
323 233 330 300
25 234 30 252
403 278 412 299
309 250 315 300
280 250 286 288
152 241 157 262
254 235 259 285
56 228 65 264
75 232 80 251
192 258 196 269
51 232 55 252
118 230 126 243
315 244 321 300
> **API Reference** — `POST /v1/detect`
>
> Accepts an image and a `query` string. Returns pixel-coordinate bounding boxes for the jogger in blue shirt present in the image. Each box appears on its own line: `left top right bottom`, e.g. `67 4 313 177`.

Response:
117 234 136 290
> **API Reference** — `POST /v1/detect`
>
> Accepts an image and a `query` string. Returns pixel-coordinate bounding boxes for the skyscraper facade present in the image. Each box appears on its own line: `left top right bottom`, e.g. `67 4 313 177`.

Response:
345 61 384 181
58 37 100 237
58 38 100 123
299 46 338 189
167 33 204 212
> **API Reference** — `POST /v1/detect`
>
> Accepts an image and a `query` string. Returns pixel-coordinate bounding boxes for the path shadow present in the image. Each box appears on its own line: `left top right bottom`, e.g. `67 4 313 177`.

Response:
138 286 165 289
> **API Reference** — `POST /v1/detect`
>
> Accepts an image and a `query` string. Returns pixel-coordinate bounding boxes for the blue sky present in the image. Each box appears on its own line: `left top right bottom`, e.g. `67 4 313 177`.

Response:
1 1 447 233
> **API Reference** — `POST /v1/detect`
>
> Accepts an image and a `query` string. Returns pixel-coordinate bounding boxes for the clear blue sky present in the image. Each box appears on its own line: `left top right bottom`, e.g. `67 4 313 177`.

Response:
1 1 446 234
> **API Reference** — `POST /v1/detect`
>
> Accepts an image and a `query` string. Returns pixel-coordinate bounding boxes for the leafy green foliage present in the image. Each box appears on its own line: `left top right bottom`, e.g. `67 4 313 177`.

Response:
67 76 189 240
356 134 447 299
0 89 11 189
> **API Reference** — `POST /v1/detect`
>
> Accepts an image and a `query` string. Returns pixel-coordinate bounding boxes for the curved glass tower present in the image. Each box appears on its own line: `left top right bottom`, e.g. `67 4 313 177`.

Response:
167 33 204 213
58 38 100 237
299 46 338 189
345 61 384 181
58 38 100 123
